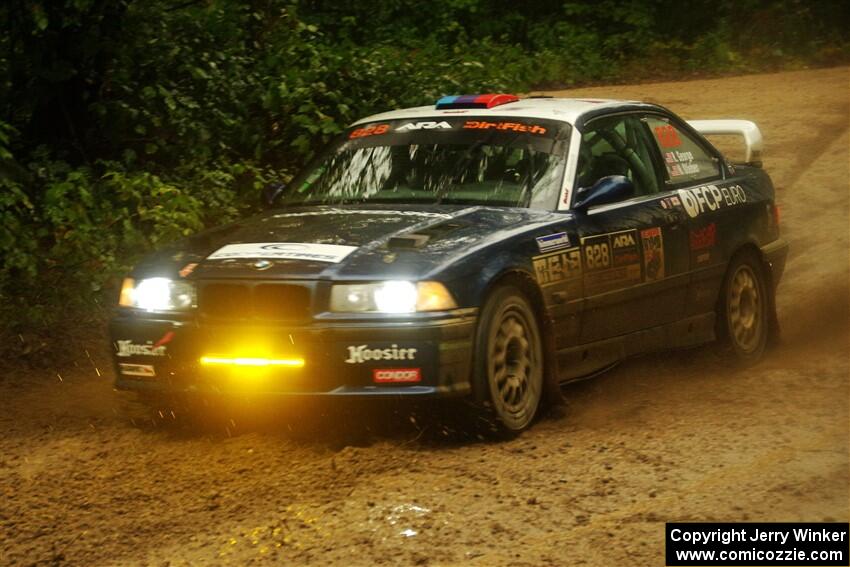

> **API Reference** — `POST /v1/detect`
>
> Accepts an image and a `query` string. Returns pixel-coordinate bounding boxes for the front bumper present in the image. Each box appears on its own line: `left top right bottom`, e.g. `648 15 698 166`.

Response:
109 310 476 398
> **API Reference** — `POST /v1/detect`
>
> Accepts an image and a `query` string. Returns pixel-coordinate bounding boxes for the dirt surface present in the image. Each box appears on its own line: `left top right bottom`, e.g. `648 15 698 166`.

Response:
1 67 848 566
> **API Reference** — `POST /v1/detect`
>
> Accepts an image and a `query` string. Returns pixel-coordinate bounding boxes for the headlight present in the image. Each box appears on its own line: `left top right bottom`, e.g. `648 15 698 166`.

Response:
330 281 457 313
119 277 196 311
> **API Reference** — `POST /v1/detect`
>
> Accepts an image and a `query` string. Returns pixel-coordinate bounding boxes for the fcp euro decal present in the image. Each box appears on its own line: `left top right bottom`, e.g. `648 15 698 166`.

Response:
678 184 746 218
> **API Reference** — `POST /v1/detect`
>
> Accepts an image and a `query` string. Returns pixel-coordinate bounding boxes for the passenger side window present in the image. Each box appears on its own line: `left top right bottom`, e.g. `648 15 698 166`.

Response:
644 116 721 185
576 115 662 199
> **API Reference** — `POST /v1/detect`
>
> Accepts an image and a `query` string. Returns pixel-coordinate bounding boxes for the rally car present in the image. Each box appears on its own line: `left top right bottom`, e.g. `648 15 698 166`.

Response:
110 93 788 434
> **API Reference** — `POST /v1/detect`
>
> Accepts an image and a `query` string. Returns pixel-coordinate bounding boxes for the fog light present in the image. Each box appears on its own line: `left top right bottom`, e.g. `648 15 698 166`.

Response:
200 356 305 368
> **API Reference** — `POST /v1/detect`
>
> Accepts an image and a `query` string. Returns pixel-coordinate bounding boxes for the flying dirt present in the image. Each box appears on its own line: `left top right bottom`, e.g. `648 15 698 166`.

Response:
1 66 847 566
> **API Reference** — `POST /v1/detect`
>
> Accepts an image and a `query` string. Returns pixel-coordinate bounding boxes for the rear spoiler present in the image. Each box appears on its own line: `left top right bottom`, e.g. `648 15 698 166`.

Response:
686 119 763 167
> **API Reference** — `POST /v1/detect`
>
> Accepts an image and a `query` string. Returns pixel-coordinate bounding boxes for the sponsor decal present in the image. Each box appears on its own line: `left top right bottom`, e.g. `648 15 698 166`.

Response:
678 184 747 218
584 238 610 270
664 150 691 164
396 121 452 131
178 262 198 278
373 368 422 383
669 162 700 177
271 209 452 220
206 242 357 263
653 124 682 148
610 229 641 267
345 344 417 364
582 230 642 291
116 331 174 357
640 227 665 281
535 231 571 253
463 121 547 135
349 123 390 139
119 363 156 377
612 232 636 249
665 150 700 177
660 195 682 210
532 247 581 286
689 222 717 250
116 337 170 357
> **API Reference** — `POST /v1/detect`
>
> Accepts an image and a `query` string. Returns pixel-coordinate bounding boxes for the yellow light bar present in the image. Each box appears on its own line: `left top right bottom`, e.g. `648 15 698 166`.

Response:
200 356 305 368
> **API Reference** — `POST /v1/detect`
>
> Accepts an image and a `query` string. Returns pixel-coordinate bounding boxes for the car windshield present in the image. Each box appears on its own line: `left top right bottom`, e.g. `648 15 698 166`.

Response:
281 117 571 209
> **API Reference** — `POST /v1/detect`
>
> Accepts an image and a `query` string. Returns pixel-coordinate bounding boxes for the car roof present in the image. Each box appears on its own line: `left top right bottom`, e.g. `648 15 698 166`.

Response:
350 97 662 128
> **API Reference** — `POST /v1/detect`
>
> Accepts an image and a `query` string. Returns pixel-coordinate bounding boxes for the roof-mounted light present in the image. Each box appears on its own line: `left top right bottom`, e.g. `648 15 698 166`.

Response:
435 94 519 110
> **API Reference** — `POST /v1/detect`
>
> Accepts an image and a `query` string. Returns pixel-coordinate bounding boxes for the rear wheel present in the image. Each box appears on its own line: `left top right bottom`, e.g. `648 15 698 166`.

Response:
472 285 544 435
717 251 769 363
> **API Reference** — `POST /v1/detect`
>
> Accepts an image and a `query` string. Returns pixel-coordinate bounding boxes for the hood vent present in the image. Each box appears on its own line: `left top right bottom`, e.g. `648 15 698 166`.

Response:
387 220 470 250
387 234 430 249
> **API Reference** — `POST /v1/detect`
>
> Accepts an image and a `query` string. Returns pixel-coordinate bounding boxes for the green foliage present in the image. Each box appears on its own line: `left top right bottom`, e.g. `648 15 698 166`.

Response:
0 152 269 330
0 0 848 341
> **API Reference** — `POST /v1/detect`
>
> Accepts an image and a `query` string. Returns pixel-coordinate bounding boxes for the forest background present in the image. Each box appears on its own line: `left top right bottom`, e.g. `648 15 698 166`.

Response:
1 0 847 359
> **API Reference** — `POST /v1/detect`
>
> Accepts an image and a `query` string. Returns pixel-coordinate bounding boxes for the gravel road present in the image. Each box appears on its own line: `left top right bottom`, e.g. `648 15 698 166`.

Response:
1 66 848 566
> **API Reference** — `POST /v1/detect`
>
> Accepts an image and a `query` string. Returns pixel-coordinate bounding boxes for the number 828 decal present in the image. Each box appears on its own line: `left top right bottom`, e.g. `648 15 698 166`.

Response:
581 230 643 291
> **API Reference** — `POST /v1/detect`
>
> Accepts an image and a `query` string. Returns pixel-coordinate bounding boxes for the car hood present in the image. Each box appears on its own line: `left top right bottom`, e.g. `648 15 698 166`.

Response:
135 204 567 281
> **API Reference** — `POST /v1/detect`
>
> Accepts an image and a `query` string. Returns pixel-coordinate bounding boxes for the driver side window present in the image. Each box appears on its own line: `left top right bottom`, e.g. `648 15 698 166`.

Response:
576 115 662 199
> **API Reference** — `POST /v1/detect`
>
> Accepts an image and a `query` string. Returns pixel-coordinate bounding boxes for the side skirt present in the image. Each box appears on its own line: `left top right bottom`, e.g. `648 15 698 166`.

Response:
555 312 716 383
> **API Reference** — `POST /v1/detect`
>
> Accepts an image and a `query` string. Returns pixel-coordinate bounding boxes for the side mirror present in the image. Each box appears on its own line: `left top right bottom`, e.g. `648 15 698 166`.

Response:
573 175 634 212
261 182 287 209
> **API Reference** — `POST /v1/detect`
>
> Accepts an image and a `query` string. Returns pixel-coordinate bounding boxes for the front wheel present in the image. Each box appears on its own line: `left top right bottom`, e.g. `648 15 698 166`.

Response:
717 251 769 364
472 285 544 435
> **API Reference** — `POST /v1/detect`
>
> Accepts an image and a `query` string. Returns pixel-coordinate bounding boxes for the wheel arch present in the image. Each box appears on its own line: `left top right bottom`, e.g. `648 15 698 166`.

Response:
722 241 780 347
476 267 563 406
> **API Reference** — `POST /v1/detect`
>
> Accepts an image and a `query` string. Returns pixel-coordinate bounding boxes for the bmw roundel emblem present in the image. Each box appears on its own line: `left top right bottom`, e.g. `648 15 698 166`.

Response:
253 260 273 270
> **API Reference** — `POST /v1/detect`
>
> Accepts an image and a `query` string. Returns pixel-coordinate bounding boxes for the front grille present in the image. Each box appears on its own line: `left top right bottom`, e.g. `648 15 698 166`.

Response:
198 282 311 322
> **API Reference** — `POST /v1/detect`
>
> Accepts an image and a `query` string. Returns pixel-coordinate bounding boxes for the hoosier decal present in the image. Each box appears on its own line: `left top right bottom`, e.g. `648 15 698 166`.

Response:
116 341 166 357
116 331 174 357
344 344 417 364
640 227 665 281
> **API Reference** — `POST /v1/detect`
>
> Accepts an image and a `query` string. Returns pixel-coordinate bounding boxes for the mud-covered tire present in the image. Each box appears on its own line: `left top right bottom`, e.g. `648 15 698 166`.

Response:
472 285 544 436
716 251 770 364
